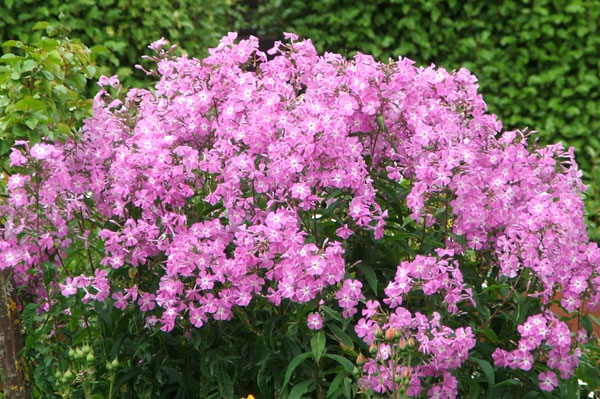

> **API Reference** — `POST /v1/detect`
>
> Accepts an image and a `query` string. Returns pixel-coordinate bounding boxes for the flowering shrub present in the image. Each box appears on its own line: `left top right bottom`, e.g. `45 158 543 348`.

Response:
2 33 599 397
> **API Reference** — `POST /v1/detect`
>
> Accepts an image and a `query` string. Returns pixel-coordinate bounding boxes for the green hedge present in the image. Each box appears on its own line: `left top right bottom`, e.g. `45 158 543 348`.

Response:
1 0 243 88
252 0 600 170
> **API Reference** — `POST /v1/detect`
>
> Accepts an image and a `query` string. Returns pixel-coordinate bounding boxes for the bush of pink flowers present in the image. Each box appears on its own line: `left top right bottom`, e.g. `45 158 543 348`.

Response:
2 33 599 398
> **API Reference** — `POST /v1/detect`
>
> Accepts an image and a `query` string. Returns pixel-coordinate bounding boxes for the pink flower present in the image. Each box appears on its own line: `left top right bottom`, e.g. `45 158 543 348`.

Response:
291 182 311 200
336 224 353 239
362 300 380 318
29 143 55 160
307 313 323 330
112 291 128 310
148 38 168 51
355 318 376 343
98 74 119 87
59 277 78 296
138 293 156 312
538 371 558 391
9 148 27 166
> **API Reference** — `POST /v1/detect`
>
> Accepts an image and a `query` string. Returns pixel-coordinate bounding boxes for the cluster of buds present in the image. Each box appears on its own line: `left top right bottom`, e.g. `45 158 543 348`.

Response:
67 344 95 364
355 327 419 397
355 306 475 398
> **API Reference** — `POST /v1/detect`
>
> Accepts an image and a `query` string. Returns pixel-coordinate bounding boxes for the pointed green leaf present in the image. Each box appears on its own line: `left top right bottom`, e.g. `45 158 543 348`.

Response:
289 379 313 399
32 21 50 31
280 352 311 393
323 354 354 373
357 263 377 295
311 330 326 363
472 357 495 388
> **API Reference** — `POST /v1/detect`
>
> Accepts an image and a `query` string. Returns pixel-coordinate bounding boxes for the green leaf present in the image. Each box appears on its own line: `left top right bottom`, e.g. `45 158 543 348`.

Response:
326 371 348 398
581 315 593 334
472 357 495 388
280 352 311 393
2 40 22 48
479 328 499 343
375 115 387 132
24 118 39 130
323 354 354 373
22 302 40 328
91 44 109 55
289 379 313 399
41 69 54 81
32 21 50 31
321 305 342 322
10 62 21 80
328 324 354 350
27 128 40 144
357 263 377 295
13 96 47 112
467 376 482 399
52 84 68 97
310 330 326 363
218 364 234 399
22 59 37 73
256 354 272 395
494 379 520 387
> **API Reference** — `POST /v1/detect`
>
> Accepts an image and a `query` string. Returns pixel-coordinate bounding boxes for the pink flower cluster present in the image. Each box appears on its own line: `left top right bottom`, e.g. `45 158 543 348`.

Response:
493 313 581 390
355 254 476 397
384 250 474 314
0 32 598 396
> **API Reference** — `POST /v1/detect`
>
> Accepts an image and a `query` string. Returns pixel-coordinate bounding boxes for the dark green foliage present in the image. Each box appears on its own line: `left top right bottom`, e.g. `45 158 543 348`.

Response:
1 0 243 89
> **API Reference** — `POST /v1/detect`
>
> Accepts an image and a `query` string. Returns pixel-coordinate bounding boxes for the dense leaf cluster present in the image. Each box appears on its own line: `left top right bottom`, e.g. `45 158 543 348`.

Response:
0 33 98 164
0 0 243 89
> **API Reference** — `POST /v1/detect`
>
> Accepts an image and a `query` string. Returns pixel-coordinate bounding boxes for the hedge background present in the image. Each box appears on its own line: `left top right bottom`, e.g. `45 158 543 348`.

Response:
0 0 244 89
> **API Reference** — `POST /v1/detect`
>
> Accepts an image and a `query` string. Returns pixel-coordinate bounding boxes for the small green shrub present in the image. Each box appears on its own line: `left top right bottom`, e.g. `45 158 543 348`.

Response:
0 0 244 88
0 29 99 162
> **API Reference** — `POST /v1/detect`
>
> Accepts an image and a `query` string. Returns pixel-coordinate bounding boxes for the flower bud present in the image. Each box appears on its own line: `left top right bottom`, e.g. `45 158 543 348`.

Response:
398 338 406 349
369 342 378 355
86 353 95 364
385 327 396 341
356 353 367 366
111 358 119 368
374 326 384 339
68 348 75 359
407 337 415 348
63 369 73 380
